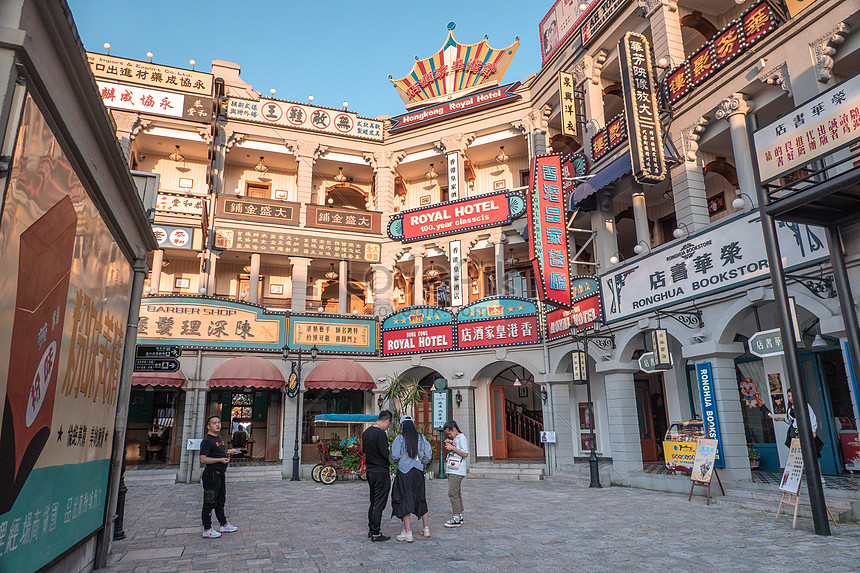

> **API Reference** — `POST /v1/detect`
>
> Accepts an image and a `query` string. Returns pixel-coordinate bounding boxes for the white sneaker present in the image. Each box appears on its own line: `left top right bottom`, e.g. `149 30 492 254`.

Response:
421 526 431 538
219 523 238 533
202 528 222 539
396 530 414 542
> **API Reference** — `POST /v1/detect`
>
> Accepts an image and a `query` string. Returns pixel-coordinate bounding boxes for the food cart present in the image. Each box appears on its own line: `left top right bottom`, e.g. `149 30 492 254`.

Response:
311 414 377 484
663 420 705 474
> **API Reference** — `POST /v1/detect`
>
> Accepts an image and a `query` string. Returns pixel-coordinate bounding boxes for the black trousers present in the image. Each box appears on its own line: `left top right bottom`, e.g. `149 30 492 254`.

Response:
366 470 390 536
201 468 227 529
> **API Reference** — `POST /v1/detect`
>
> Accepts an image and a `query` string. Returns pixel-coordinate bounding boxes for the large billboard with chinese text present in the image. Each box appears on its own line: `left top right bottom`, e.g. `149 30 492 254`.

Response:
87 52 214 96
387 191 526 243
288 314 377 355
215 195 301 226
528 155 573 309
227 98 383 141
381 307 456 356
599 211 829 323
0 94 133 572
214 227 382 263
96 80 213 123
455 297 540 350
137 297 286 352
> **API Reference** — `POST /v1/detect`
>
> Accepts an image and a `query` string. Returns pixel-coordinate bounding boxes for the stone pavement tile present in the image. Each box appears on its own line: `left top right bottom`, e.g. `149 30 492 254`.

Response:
120 546 185 560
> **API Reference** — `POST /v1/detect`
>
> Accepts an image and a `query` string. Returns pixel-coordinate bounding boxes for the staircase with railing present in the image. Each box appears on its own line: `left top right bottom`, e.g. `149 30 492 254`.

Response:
505 399 544 450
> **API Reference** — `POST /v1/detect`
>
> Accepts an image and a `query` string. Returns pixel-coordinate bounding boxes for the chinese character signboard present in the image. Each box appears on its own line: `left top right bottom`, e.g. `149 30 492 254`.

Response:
696 362 725 468
665 64 690 104
227 98 383 142
390 28 519 108
155 192 205 216
381 307 456 356
289 314 377 355
216 195 301 226
456 297 540 350
87 52 214 96
748 328 784 358
138 297 285 351
389 83 522 132
599 211 829 323
754 71 860 183
528 155 572 309
0 94 133 572
214 227 382 263
387 190 526 243
447 153 460 201
619 32 666 184
306 205 381 234
450 240 463 307
96 81 213 123
591 112 627 162
559 71 577 136
581 0 631 46
152 225 196 250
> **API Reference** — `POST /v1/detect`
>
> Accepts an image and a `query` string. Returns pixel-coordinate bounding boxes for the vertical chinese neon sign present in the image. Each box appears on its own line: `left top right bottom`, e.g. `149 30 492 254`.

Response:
528 154 572 308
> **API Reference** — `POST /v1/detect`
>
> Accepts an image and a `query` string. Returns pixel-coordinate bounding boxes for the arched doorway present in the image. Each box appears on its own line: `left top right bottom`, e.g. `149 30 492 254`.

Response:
320 279 368 313
488 364 544 460
398 367 444 459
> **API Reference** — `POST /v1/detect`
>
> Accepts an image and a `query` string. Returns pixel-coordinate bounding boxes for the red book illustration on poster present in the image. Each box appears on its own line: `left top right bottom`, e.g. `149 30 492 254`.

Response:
0 196 77 513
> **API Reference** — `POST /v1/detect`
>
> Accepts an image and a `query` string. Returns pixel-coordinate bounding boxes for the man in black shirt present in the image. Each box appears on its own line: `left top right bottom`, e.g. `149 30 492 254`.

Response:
199 415 241 539
363 409 392 541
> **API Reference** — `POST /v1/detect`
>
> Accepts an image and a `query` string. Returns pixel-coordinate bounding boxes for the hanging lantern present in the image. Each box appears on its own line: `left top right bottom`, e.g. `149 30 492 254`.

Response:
650 328 673 370
570 351 587 383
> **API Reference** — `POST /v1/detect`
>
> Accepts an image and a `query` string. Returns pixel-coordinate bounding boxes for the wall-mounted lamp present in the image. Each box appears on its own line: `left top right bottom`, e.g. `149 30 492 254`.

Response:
168 145 184 163
540 387 548 403
334 167 347 183
656 55 677 70
513 378 522 387
633 241 650 255
505 248 519 266
586 119 602 132
609 252 624 265
455 390 462 407
453 372 464 379
254 156 269 173
673 222 691 239
495 146 509 164
317 306 325 312
732 191 755 210
325 263 339 281
146 51 154 62
103 42 111 54
425 163 438 180
377 395 384 409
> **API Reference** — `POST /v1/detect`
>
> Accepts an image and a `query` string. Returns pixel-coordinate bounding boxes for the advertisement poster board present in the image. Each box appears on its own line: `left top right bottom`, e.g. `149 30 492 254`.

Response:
691 439 718 483
0 94 132 572
779 438 804 494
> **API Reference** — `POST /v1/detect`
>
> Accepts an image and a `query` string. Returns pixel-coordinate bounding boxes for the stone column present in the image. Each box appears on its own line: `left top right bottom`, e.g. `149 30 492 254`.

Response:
205 251 220 295
641 0 684 67
494 240 506 295
371 264 394 317
631 184 650 251
288 140 328 225
413 253 424 305
338 259 348 313
450 383 478 464
548 375 574 469
289 257 312 312
593 190 619 269
248 253 261 304
110 111 151 166
150 249 164 293
364 151 405 225
716 94 757 208
595 362 642 474
437 133 476 199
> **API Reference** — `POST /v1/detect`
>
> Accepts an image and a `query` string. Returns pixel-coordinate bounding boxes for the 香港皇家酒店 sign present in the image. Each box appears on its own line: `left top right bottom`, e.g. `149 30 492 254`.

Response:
387 190 525 243
754 71 860 184
214 227 382 263
215 195 300 226
599 211 829 323
456 297 540 350
87 52 214 96
381 306 456 356
136 296 286 351
388 83 522 132
288 314 378 355
227 98 383 141
96 80 213 123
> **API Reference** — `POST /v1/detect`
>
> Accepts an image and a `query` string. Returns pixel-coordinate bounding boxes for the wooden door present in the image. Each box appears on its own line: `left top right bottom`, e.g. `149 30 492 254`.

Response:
635 379 658 461
491 387 508 459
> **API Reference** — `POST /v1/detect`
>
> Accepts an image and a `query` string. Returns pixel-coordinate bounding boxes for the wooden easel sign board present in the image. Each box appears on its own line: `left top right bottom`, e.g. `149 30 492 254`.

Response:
691 438 718 483
779 438 803 494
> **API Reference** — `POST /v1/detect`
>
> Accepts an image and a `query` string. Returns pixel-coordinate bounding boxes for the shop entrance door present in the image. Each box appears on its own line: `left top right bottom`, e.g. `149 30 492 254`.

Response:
634 374 669 463
799 349 852 475
491 386 508 459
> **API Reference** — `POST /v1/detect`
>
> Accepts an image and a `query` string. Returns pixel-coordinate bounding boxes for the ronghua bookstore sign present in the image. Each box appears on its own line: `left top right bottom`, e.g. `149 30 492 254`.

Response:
599 211 829 323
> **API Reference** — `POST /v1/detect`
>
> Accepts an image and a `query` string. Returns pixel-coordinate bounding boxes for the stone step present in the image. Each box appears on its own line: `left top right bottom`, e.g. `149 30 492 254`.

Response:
124 470 178 486
227 468 284 482
714 494 856 523
469 462 545 470
466 471 543 481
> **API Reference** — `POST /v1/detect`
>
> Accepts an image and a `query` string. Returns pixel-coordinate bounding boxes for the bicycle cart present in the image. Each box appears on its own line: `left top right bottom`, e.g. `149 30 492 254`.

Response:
311 414 377 485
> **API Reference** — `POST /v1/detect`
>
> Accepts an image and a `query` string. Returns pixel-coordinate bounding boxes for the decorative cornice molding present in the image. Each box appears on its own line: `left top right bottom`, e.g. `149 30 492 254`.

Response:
592 50 609 85
285 140 327 159
715 93 752 120
810 22 850 83
570 55 593 87
110 111 152 140
757 62 791 97
636 0 677 17
436 132 477 153
224 130 246 153
363 150 406 171
680 116 709 162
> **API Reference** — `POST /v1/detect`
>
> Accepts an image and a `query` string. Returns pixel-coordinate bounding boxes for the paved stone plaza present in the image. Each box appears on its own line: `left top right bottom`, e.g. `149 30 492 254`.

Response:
102 472 860 573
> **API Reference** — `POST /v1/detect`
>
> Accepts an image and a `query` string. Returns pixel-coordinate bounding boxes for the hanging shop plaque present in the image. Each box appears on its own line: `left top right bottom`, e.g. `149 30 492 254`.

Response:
381 306 456 356
754 71 860 184
387 190 525 243
305 205 381 234
456 297 540 350
528 154 573 309
137 296 286 351
447 152 461 201
288 314 377 355
214 227 381 262
227 97 383 141
591 112 627 162
96 81 213 123
748 328 784 358
696 362 725 468
215 196 300 226
581 0 631 46
152 225 195 250
619 32 665 184
559 71 577 136
450 240 463 307
599 212 829 323
155 192 205 216
87 52 214 96
389 27 519 108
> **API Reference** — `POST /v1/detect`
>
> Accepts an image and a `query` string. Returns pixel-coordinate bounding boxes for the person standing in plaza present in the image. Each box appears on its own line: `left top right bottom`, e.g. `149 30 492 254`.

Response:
199 415 241 539
390 415 432 542
442 420 469 527
771 389 826 480
362 409 392 542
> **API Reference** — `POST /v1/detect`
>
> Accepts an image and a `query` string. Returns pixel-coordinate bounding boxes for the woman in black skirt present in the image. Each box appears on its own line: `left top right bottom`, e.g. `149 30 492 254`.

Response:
390 415 432 542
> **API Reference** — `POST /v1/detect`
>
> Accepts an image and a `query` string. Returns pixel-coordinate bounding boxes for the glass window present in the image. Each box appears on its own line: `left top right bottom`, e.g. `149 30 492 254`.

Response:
504 267 536 298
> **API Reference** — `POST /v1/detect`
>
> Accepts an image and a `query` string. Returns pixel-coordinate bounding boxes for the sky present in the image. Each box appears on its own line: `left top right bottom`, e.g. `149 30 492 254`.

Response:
67 0 551 119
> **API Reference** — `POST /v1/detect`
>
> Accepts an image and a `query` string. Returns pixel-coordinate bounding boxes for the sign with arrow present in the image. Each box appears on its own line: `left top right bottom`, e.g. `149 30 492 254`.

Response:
135 344 182 359
134 358 180 373
748 329 784 358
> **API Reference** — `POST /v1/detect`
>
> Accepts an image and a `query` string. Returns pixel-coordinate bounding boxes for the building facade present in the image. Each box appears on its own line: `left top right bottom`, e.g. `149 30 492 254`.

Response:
98 0 860 495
